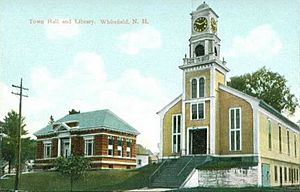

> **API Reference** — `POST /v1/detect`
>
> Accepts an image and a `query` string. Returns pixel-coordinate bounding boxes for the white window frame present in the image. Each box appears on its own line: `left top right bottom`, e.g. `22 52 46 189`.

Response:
43 141 52 159
190 77 206 99
126 139 132 157
117 137 123 157
190 102 205 120
172 114 181 153
198 77 205 98
108 135 114 156
229 107 242 151
191 78 198 99
84 136 94 157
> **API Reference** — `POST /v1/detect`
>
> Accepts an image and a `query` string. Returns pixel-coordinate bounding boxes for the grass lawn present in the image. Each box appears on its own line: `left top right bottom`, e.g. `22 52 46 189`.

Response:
0 163 159 191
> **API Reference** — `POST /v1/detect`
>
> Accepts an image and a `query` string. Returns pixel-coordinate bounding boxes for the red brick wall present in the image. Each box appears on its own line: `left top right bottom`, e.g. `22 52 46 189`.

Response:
95 135 107 155
51 138 58 158
36 141 43 159
113 136 118 156
122 138 127 157
131 139 136 158
71 136 84 156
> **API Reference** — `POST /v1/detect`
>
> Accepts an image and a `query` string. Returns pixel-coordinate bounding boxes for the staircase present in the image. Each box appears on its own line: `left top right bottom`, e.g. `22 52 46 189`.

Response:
149 156 209 188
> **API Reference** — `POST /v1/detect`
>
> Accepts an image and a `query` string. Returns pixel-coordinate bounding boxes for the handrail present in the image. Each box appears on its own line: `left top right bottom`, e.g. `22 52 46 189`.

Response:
148 159 168 186
177 156 194 176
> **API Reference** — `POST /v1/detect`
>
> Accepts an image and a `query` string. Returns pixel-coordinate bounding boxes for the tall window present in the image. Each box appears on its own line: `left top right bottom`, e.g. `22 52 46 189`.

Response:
191 103 204 120
229 108 241 151
191 79 197 98
126 139 132 157
108 136 114 156
294 134 297 157
274 166 278 182
44 142 52 159
191 78 205 99
287 130 290 155
279 126 282 153
172 114 181 153
84 138 94 156
268 119 272 150
199 78 205 97
117 137 123 157
284 167 287 182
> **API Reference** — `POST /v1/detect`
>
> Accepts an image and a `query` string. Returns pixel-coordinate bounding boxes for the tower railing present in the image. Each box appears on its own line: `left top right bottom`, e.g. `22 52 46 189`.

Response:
183 53 222 65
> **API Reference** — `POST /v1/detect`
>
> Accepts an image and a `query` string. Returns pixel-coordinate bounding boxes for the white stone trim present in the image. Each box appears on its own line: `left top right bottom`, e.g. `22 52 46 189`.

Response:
42 140 51 144
182 70 187 156
183 97 211 103
91 161 136 166
258 156 262 186
210 66 216 154
187 126 209 155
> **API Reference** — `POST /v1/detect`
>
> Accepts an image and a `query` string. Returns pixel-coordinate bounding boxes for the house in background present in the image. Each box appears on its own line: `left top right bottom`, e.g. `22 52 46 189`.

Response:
155 2 300 188
34 109 139 169
136 144 152 168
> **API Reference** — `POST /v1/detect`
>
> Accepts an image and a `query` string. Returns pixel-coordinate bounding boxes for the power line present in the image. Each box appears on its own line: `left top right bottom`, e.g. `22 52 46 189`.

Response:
11 78 28 192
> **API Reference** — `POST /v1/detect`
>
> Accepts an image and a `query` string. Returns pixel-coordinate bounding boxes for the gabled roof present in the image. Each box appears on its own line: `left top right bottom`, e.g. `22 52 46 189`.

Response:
34 109 139 136
220 84 300 131
157 94 182 116
259 101 299 131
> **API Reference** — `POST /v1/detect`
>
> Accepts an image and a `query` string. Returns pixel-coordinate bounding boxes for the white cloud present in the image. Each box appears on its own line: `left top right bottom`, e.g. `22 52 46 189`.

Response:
0 52 168 151
119 26 162 55
45 19 80 40
224 24 282 60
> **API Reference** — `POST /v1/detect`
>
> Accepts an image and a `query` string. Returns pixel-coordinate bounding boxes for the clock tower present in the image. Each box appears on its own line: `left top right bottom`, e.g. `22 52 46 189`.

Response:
179 2 229 155
190 2 220 58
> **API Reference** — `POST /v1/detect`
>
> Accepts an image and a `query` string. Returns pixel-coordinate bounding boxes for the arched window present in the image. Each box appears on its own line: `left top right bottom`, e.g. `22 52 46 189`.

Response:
195 44 205 57
214 47 218 56
199 78 205 97
191 79 197 98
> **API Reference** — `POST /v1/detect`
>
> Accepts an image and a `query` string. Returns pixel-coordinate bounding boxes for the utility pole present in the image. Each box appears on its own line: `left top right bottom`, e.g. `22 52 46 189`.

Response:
12 78 28 192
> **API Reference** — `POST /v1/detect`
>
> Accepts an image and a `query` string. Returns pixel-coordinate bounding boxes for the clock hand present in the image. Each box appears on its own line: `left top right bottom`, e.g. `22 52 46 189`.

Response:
195 21 205 26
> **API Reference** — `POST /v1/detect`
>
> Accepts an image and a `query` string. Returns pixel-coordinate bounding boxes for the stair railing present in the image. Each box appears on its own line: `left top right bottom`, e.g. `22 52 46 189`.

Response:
148 159 168 187
177 156 194 176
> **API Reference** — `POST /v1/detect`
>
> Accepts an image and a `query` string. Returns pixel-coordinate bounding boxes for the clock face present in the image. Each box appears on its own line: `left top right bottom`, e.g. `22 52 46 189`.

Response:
193 17 207 32
211 17 217 33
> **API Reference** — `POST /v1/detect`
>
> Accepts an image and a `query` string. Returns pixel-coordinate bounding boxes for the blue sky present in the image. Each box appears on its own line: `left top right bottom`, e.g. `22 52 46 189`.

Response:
0 0 299 151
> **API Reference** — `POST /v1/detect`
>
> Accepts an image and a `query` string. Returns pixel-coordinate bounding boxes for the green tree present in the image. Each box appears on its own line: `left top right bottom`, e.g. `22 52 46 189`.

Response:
55 155 90 192
228 67 298 114
1 110 27 173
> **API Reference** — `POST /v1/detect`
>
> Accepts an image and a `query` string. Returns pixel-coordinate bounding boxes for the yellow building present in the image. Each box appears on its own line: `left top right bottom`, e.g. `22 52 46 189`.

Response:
157 3 300 187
